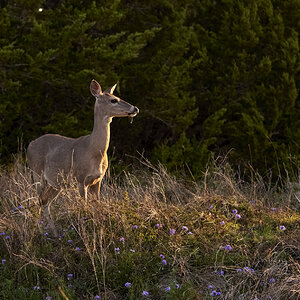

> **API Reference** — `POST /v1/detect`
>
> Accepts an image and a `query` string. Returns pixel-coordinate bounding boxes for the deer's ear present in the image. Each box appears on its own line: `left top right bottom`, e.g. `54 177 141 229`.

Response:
104 83 117 95
90 80 102 96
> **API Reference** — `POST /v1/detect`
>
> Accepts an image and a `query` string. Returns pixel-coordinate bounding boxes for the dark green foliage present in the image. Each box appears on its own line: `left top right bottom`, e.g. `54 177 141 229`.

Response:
0 0 299 180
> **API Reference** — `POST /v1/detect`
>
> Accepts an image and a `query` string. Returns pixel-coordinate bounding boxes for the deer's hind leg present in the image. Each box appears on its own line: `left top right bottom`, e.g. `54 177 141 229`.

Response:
39 183 60 237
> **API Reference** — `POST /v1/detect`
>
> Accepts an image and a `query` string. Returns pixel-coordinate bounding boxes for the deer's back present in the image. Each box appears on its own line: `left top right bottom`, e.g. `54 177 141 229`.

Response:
27 134 81 176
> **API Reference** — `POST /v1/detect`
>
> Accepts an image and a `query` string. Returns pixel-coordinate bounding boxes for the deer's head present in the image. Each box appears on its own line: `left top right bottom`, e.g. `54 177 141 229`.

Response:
90 79 139 118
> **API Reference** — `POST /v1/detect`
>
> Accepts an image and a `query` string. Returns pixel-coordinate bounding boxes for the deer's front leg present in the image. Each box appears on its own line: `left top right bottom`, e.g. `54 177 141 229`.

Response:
83 173 101 201
89 182 100 200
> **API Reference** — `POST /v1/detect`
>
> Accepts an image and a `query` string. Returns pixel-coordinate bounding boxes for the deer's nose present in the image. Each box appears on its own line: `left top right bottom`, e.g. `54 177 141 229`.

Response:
134 106 139 114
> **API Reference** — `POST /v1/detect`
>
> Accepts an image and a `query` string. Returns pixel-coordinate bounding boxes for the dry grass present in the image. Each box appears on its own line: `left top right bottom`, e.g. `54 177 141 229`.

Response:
0 158 299 299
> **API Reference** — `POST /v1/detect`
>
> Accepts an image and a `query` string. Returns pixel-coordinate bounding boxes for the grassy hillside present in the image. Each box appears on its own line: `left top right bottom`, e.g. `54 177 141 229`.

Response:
0 159 299 299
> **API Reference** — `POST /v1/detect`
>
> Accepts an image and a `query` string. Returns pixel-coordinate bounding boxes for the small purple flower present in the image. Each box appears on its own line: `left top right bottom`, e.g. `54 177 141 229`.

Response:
235 214 241 219
68 240 72 243
237 268 242 272
132 225 138 229
2 259 6 264
44 232 49 236
244 267 255 273
75 247 80 251
175 283 180 289
269 278 276 283
156 223 162 228
232 209 238 214
165 286 171 292
33 286 40 290
210 290 218 296
18 205 23 209
271 207 277 211
142 291 149 296
114 247 120 254
46 296 52 300
125 282 131 288
170 229 176 235
0 232 5 236
225 244 232 251
279 225 286 231
119 237 125 243
130 249 135 253
5 236 10 239
182 226 188 231
160 254 165 259
218 269 224 275
220 221 225 225
209 205 213 210
94 296 100 300
187 231 193 235
162 259 167 266
67 274 73 280
208 285 214 289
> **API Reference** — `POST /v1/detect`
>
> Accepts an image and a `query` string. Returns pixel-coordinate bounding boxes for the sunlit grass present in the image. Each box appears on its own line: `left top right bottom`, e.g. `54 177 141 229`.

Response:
0 159 299 299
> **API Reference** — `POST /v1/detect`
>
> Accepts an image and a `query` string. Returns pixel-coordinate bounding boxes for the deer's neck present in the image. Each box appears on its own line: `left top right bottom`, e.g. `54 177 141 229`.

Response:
89 109 112 156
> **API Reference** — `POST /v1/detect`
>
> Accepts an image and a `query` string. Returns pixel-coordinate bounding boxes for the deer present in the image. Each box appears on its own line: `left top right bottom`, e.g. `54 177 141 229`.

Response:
27 79 139 234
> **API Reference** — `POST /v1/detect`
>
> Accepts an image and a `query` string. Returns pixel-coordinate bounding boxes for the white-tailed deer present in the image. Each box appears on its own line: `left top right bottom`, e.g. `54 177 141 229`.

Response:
27 79 139 233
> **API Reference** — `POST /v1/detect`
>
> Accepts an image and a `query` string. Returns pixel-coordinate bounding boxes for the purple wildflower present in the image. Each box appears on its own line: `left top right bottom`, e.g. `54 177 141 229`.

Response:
46 296 52 300
182 226 188 231
162 259 167 266
160 254 165 259
208 285 214 289
68 240 72 243
220 221 225 225
237 268 242 272
94 296 100 300
132 225 138 229
209 205 213 210
269 278 276 283
2 259 6 264
75 247 80 251
235 214 241 219
225 244 232 251
156 223 162 228
125 282 132 288
119 237 125 243
33 286 40 290
67 274 73 280
165 286 171 292
130 249 135 253
232 209 238 214
175 283 180 289
170 229 176 235
142 291 149 296
218 269 224 275
279 225 286 231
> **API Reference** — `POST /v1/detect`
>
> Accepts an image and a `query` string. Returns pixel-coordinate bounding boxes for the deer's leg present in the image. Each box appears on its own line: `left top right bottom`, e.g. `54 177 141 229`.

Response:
83 173 101 201
39 185 60 237
89 182 100 200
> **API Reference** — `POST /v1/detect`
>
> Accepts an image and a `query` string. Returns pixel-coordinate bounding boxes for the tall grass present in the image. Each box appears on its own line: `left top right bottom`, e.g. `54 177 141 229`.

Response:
0 158 299 299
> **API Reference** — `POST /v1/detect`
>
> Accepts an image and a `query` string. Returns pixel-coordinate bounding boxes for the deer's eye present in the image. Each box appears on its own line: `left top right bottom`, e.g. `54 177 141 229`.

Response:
111 99 118 104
